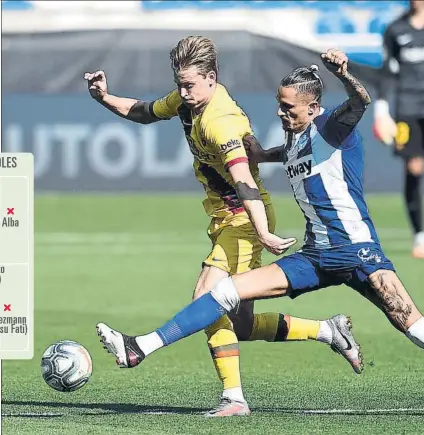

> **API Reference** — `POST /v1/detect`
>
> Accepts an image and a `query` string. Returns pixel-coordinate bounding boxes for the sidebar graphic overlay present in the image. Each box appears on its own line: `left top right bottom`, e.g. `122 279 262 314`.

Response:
0 154 34 360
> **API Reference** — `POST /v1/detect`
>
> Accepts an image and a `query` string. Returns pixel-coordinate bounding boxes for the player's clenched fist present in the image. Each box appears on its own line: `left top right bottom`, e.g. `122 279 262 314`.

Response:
84 70 108 100
243 134 266 163
321 49 348 76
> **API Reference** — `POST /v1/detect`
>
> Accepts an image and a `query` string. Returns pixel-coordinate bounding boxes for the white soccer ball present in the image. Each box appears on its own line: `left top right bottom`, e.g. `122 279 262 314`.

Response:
41 340 93 392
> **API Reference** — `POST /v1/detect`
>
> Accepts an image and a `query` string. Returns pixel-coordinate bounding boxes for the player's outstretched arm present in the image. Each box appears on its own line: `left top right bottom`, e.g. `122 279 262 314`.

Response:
321 49 371 127
243 135 285 163
229 163 296 255
84 70 159 124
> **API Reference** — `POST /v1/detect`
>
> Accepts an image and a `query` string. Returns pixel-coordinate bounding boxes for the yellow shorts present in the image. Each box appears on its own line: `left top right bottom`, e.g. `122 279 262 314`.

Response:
203 203 276 275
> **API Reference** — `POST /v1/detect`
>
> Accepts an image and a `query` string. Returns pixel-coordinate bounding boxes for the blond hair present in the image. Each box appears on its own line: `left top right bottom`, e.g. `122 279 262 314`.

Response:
170 36 218 78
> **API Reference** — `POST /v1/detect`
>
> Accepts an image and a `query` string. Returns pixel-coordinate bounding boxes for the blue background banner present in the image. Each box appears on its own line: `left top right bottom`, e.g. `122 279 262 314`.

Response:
2 93 401 193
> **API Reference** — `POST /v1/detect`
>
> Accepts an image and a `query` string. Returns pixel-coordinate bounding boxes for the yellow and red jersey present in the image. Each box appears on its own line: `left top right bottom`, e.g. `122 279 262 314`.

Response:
151 84 271 218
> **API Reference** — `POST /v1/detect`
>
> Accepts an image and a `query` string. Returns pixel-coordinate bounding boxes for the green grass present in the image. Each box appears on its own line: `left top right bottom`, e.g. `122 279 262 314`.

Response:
2 194 424 434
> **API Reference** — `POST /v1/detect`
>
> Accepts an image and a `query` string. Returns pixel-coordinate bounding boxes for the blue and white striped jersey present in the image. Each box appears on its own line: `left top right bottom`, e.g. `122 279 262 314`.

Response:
281 104 379 249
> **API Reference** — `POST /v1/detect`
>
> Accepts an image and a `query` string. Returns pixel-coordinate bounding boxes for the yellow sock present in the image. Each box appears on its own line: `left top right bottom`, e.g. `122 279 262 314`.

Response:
250 313 320 342
286 315 320 341
249 312 280 341
206 315 241 390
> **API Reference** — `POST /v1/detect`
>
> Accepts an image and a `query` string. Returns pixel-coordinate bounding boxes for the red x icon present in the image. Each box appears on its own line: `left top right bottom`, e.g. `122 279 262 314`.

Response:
7 208 14 215
3 304 11 312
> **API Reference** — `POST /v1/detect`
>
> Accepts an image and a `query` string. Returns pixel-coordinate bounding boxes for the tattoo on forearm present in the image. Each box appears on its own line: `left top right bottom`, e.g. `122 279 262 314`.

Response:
369 272 412 331
334 72 371 126
235 182 261 201
341 72 371 104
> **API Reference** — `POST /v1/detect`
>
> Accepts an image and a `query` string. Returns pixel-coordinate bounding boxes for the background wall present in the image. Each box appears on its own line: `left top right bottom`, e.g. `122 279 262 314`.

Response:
2 0 408 193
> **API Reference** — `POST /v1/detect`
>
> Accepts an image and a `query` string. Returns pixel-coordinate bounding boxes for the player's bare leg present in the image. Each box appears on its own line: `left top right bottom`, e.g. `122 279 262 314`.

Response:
231 299 363 373
97 266 364 408
405 158 424 259
364 269 424 347
225 265 364 373
96 266 233 375
196 264 365 417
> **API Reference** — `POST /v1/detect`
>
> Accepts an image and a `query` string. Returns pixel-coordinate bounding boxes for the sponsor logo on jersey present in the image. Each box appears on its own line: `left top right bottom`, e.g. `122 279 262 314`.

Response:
285 160 312 179
219 139 242 154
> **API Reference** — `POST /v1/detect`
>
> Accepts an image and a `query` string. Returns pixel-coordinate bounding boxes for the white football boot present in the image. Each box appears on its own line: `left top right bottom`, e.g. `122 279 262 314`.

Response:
205 397 251 418
96 322 145 368
327 314 364 374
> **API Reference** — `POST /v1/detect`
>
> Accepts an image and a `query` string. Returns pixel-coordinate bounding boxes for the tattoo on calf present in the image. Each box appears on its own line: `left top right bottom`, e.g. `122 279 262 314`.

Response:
369 272 412 331
234 182 261 201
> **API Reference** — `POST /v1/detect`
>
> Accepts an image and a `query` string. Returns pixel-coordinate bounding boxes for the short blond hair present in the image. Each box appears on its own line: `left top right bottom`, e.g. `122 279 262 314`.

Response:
170 36 218 78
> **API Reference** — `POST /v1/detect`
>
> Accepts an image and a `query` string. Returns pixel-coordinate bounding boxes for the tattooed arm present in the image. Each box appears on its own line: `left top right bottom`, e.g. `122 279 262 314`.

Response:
333 71 371 127
321 49 371 127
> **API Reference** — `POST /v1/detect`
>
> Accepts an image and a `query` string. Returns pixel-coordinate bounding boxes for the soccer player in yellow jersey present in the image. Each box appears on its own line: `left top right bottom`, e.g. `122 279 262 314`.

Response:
85 36 360 417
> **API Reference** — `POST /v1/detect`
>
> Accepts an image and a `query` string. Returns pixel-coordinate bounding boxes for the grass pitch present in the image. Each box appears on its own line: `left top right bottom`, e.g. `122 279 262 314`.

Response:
2 194 424 434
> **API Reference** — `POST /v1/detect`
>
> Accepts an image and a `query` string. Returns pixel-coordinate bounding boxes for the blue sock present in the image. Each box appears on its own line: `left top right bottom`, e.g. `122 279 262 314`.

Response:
156 293 227 346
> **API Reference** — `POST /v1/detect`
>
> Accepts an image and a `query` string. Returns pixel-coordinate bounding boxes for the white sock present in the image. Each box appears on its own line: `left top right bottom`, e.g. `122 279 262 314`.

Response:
414 231 424 247
316 321 333 345
210 277 240 312
222 386 246 403
406 317 424 349
135 332 164 357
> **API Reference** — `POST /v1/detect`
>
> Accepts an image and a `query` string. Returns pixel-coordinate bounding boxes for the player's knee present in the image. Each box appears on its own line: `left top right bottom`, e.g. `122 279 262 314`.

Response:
369 270 400 299
407 158 424 177
193 266 230 301
368 270 414 332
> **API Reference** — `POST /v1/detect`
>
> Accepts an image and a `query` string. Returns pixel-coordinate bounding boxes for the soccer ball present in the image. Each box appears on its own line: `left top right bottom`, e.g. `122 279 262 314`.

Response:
41 340 93 392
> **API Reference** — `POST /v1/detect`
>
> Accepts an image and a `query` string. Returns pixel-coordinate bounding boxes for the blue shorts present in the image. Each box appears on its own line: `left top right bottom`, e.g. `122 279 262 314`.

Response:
274 242 396 299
